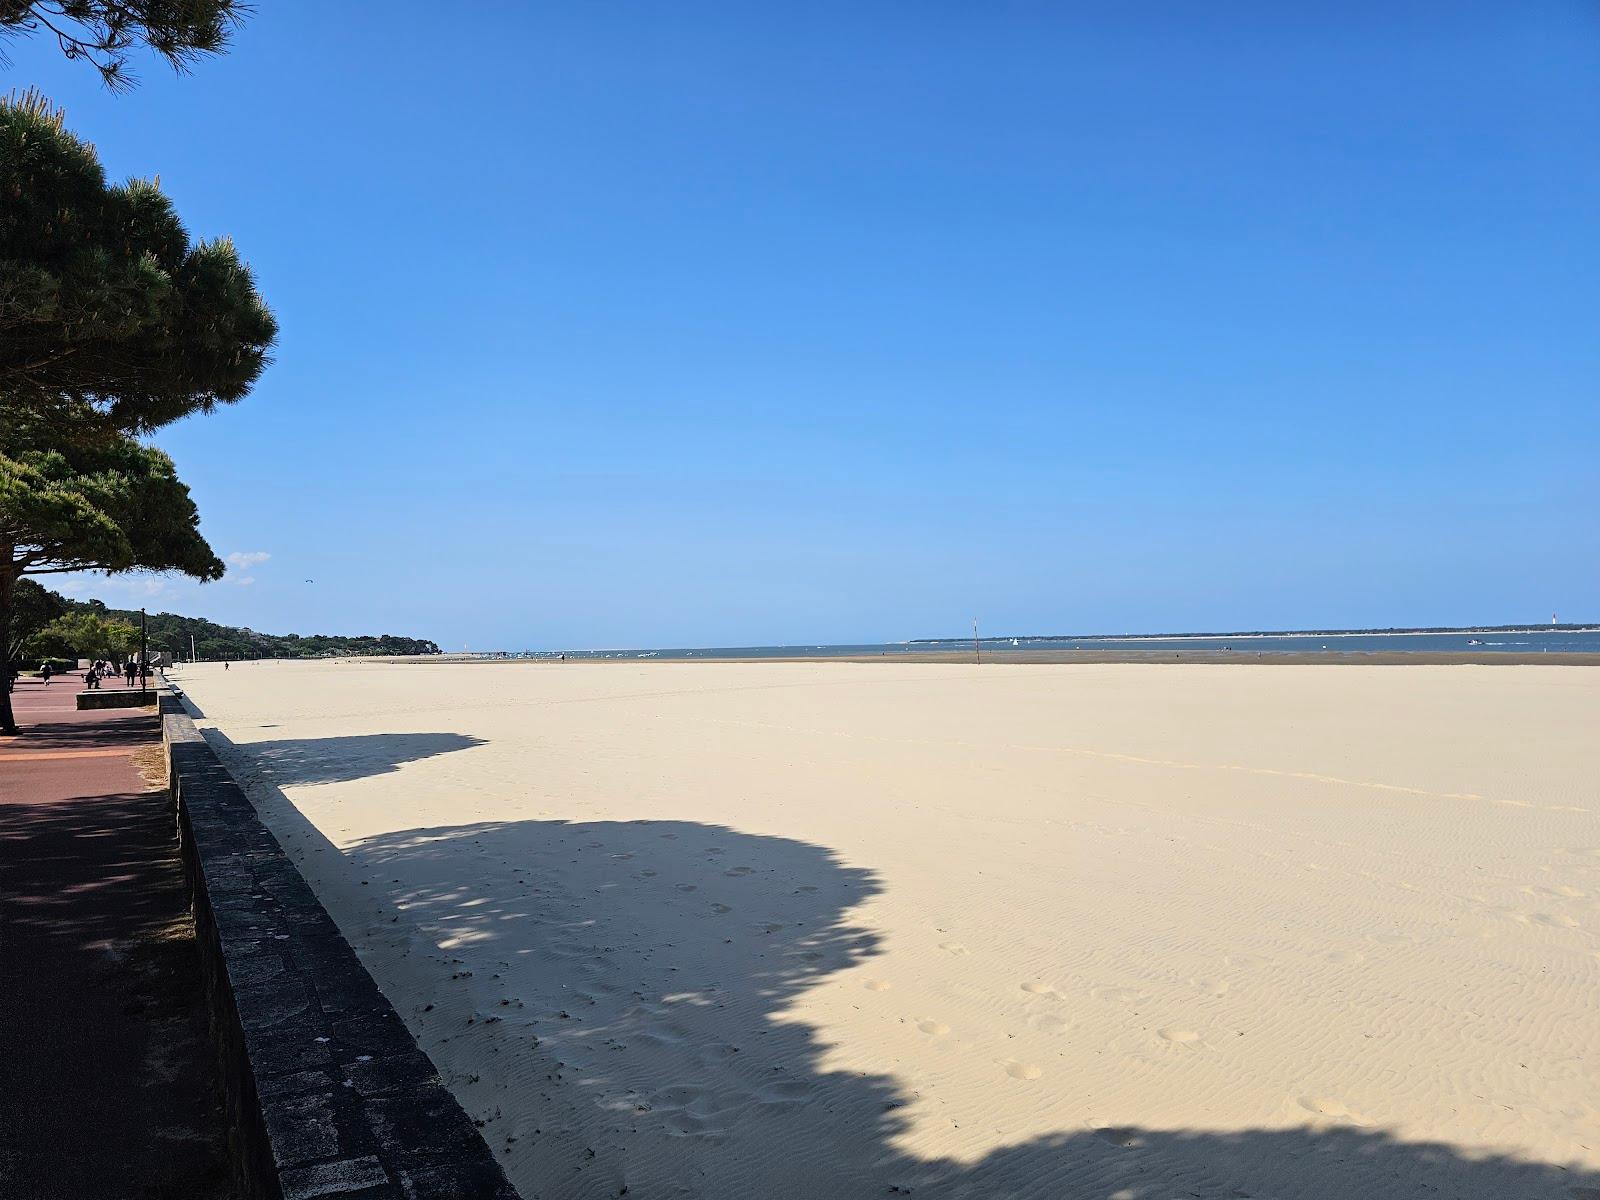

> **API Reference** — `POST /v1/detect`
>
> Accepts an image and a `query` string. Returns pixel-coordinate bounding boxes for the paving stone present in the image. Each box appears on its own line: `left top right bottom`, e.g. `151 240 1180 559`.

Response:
344 1054 437 1100
279 1156 396 1199
363 1089 485 1160
256 1068 337 1101
263 1091 344 1165
399 1159 523 1200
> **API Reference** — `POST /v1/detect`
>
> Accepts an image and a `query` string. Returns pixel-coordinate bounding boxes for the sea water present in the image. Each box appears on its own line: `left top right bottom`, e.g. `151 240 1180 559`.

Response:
524 629 1600 660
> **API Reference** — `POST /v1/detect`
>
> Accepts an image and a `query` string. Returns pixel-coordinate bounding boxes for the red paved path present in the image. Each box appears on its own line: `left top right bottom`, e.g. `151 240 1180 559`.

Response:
0 676 231 1199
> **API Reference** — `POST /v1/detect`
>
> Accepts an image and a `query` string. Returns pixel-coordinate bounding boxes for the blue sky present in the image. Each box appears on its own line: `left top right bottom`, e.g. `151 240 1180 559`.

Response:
18 2 1599 649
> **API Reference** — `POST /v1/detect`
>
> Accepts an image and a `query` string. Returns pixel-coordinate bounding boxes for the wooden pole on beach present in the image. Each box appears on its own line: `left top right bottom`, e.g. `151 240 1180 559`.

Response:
973 617 980 664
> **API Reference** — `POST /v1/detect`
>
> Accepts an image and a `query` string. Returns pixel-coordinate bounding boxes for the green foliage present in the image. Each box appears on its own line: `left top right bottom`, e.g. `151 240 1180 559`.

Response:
0 421 223 728
66 594 441 660
5 576 64 660
0 3 243 89
0 89 277 434
0 429 224 579
30 608 136 659
0 94 270 731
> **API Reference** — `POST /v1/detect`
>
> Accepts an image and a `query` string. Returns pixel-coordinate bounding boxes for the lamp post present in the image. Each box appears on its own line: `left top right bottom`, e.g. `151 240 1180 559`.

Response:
140 607 148 700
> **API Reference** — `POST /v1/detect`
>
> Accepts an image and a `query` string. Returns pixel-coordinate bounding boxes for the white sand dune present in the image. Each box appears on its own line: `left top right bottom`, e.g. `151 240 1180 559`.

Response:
173 660 1600 1199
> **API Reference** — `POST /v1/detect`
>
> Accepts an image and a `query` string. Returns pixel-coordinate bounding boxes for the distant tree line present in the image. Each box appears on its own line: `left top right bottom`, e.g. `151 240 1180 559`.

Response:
72 596 442 661
11 584 439 666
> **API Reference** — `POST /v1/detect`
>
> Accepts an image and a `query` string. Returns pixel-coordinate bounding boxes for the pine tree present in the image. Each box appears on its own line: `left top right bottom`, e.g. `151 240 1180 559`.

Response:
0 2 243 89
0 91 271 732
0 89 277 434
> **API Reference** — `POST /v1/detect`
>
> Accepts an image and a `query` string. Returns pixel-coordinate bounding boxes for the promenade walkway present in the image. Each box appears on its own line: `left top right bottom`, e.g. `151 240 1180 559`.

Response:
0 675 232 1199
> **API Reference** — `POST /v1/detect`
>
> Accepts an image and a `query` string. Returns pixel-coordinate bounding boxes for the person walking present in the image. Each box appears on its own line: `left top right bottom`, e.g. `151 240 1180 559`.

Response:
40 662 53 686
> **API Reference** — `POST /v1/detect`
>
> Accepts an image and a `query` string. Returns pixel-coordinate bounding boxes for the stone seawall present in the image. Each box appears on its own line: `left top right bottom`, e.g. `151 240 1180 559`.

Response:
162 695 519 1200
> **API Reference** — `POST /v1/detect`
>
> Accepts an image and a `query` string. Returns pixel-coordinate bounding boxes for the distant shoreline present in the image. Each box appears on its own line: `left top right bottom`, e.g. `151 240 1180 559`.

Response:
368 648 1600 667
422 625 1600 662
910 624 1600 646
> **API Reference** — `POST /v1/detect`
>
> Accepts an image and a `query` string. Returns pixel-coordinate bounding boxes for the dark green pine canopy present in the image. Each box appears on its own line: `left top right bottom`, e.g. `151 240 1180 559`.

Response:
0 423 227 732
0 432 226 582
0 2 242 89
0 90 270 734
0 88 277 434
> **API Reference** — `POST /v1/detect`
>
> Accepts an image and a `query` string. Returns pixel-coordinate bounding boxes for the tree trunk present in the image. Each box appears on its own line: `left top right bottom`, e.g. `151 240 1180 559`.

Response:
0 563 17 736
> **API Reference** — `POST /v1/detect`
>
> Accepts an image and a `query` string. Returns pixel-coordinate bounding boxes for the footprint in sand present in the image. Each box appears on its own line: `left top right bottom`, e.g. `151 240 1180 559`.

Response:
1530 912 1581 929
938 941 970 956
1548 885 1586 898
659 1110 720 1138
1157 1028 1203 1045
710 903 733 914
916 1019 951 1036
1028 1012 1071 1035
659 833 678 840
1190 977 1230 997
1094 1127 1141 1148
1298 1096 1370 1125
1000 1059 1043 1081
635 1026 685 1048
1019 981 1060 999
795 885 819 894
676 884 698 893
725 866 754 877
756 1079 812 1106
864 979 892 992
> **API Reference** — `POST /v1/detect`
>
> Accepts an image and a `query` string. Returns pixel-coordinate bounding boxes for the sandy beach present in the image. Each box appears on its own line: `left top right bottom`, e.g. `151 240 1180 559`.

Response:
170 660 1600 1199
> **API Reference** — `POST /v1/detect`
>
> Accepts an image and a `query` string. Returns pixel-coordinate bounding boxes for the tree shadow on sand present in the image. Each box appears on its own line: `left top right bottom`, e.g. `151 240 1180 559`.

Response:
205 729 1599 1200
332 819 1600 1200
206 730 486 787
